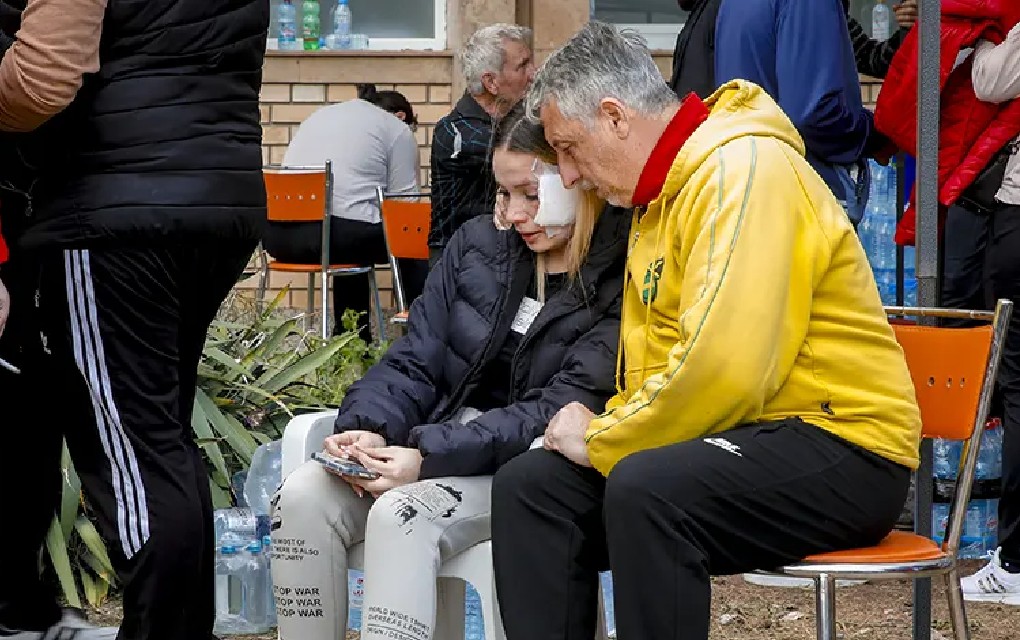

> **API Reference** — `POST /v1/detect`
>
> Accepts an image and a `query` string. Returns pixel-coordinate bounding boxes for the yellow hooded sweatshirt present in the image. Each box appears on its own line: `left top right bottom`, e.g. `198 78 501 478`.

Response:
584 81 922 476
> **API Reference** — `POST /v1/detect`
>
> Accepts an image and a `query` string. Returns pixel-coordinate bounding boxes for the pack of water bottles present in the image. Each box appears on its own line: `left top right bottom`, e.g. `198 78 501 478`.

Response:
857 160 918 306
213 440 283 635
931 419 1003 559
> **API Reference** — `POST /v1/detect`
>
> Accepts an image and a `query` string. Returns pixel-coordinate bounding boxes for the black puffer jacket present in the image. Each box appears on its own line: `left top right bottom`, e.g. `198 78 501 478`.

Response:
15 0 269 249
336 206 629 479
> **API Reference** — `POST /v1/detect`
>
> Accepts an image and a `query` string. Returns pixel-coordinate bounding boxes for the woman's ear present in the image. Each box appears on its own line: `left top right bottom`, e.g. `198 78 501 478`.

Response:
394 111 407 122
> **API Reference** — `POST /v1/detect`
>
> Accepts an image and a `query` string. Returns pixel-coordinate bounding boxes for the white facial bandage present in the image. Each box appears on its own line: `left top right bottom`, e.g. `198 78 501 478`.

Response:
532 160 580 237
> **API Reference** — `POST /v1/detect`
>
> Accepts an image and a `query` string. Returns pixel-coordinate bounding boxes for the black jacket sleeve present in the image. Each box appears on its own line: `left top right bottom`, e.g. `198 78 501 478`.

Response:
332 228 465 444
848 17 907 79
408 291 623 479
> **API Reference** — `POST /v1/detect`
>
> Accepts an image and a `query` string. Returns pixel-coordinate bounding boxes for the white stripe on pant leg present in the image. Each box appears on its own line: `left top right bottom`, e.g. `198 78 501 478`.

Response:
66 249 149 557
65 250 137 558
79 250 150 546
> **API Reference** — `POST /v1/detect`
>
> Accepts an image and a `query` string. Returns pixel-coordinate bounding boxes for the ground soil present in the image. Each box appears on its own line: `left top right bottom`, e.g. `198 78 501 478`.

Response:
85 560 1018 639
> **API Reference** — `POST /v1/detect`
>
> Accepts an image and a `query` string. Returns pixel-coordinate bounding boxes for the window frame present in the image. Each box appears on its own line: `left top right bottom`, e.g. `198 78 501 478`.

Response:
267 0 447 51
364 0 446 50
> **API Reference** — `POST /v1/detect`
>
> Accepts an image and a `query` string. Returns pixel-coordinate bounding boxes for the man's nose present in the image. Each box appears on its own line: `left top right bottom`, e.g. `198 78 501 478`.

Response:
558 160 581 188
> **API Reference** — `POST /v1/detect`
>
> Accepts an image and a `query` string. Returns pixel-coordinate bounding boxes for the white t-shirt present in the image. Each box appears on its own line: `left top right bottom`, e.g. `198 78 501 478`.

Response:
282 99 420 224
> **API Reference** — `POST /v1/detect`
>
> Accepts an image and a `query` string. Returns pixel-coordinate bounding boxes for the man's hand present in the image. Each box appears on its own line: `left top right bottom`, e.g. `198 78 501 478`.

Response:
543 402 595 467
895 1 918 30
350 446 423 497
323 430 386 460
0 277 9 338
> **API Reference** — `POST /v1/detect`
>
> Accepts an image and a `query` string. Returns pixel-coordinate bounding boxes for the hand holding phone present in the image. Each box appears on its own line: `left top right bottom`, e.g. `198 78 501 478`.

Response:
312 451 381 480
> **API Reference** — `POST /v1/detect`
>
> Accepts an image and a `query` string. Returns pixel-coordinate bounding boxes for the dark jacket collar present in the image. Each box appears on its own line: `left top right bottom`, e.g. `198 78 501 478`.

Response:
453 91 494 123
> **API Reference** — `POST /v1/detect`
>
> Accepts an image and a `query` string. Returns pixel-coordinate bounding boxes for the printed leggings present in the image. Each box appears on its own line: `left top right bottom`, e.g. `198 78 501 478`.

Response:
271 461 491 640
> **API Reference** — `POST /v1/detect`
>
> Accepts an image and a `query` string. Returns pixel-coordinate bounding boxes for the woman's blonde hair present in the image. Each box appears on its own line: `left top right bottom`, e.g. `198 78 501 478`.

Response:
491 104 604 300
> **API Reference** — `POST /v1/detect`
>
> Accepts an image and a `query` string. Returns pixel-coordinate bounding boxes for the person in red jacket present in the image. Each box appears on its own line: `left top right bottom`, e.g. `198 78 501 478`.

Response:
948 23 1020 606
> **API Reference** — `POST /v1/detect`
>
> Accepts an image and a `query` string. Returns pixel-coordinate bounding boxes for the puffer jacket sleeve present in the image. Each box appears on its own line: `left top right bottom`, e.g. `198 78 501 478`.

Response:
333 229 463 445
408 288 623 479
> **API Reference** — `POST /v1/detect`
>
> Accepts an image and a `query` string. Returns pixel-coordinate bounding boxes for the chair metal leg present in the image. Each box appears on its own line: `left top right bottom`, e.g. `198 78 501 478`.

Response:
321 270 331 341
944 569 972 640
306 273 315 334
256 250 269 313
368 268 385 343
815 574 837 640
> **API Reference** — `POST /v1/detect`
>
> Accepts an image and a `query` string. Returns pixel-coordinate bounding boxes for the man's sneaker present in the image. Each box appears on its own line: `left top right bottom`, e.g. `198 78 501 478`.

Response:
1 609 119 639
961 548 1020 605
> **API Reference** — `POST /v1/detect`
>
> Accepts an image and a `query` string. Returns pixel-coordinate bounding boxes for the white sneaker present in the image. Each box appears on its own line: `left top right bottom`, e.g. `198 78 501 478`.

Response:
961 548 1020 605
1 609 119 639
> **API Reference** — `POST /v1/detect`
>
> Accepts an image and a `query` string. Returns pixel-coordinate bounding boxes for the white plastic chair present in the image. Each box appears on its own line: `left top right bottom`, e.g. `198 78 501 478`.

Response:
279 410 508 640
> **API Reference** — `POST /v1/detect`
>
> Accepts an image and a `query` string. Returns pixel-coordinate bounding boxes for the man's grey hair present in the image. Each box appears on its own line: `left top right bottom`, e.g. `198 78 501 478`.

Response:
461 23 532 95
526 21 677 126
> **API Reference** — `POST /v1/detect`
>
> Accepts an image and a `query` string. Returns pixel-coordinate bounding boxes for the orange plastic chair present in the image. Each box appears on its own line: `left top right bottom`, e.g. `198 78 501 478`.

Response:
258 163 384 340
768 301 1014 640
376 187 431 330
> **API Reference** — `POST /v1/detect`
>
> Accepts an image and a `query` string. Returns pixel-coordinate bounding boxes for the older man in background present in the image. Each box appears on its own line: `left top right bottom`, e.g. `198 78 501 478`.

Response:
490 22 922 640
428 23 535 264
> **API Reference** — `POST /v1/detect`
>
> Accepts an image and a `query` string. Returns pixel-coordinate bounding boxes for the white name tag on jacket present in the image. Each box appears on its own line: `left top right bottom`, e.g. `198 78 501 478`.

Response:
511 297 543 334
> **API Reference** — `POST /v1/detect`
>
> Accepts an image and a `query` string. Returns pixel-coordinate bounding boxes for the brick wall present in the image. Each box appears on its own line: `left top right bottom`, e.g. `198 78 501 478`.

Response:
240 51 456 311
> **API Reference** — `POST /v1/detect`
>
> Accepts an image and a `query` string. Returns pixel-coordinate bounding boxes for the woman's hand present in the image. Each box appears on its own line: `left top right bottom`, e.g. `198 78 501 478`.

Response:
350 446 424 497
894 0 918 30
543 402 594 468
323 430 386 459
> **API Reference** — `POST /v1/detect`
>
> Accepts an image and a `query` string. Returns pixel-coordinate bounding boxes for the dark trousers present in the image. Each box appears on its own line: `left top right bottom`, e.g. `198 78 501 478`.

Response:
941 203 1020 565
0 241 254 640
491 419 911 640
264 218 428 342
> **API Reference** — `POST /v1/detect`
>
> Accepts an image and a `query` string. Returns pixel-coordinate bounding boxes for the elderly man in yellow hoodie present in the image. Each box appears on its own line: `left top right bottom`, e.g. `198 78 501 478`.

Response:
489 21 923 640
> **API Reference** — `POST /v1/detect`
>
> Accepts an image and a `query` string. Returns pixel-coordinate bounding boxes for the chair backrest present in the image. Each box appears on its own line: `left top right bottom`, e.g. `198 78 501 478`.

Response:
264 163 332 223
378 190 431 260
376 187 432 313
893 323 993 440
886 300 1013 556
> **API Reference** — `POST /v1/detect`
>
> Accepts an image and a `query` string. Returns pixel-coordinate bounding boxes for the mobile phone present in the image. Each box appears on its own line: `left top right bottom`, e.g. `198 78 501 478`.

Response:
312 451 380 480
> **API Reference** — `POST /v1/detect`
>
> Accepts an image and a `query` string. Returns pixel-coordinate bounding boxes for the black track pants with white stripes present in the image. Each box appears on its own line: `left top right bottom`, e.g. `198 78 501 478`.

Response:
0 242 255 639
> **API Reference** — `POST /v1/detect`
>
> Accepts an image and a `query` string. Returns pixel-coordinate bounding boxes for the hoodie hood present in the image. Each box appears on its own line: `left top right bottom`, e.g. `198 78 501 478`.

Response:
658 80 806 202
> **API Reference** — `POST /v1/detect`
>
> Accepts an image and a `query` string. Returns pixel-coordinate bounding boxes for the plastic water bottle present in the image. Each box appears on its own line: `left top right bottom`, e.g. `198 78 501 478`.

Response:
262 535 278 628
278 0 299 50
933 439 963 480
872 0 891 42
331 0 352 50
214 507 257 548
215 545 256 635
244 440 282 538
301 0 321 50
347 570 364 632
241 540 272 633
976 419 1003 481
464 584 485 640
902 244 917 306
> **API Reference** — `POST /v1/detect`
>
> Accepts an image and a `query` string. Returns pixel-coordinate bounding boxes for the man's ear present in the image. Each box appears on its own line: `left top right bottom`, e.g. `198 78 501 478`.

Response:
598 98 631 140
481 71 499 97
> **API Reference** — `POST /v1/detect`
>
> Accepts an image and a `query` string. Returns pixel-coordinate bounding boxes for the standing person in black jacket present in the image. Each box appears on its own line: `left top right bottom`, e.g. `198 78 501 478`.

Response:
845 0 917 79
0 1 268 639
270 105 626 640
428 24 536 265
